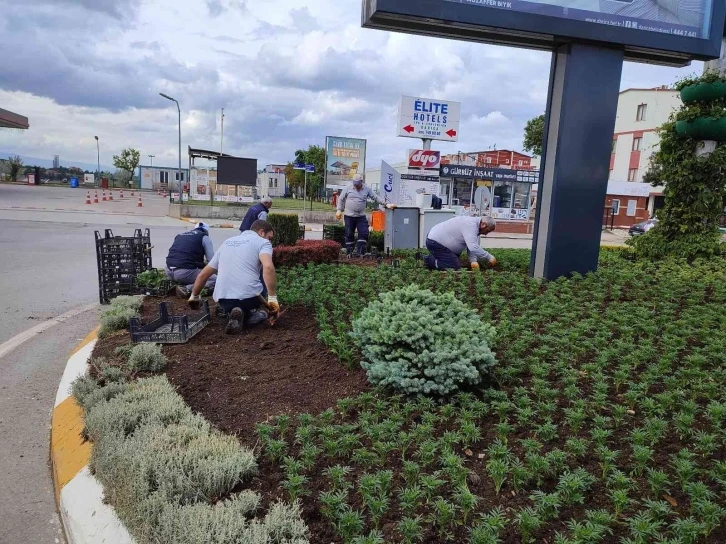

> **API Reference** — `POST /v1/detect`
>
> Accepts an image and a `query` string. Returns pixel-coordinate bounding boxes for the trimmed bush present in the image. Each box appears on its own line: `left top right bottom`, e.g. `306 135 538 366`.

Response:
273 240 341 268
368 230 384 252
324 223 384 252
268 213 300 247
99 295 143 338
351 284 497 396
128 343 167 372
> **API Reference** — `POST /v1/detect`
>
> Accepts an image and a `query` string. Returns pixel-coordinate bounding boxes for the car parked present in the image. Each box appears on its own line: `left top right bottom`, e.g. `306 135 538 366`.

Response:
629 218 658 236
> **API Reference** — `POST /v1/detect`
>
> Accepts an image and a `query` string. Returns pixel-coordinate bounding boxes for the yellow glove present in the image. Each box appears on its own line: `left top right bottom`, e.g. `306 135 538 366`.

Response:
335 211 343 220
471 262 480 271
489 257 498 268
267 296 280 313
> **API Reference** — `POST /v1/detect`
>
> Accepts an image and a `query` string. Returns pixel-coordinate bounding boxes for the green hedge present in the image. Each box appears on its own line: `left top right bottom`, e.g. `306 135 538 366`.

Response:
323 223 384 252
267 214 300 247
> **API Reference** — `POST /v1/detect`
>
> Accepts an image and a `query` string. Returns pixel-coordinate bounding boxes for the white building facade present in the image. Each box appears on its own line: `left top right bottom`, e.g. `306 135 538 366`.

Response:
256 164 288 198
609 86 681 183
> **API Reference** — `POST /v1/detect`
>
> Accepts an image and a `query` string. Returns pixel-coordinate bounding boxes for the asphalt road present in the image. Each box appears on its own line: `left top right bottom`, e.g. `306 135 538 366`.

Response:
0 184 238 544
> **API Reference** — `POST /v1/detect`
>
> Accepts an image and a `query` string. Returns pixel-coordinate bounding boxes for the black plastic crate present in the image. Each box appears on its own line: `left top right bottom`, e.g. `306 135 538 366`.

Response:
128 301 210 344
96 228 153 304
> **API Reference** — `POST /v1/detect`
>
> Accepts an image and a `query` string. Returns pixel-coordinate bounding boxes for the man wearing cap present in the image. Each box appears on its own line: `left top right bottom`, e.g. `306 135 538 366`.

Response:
239 197 273 232
336 174 395 255
165 222 216 298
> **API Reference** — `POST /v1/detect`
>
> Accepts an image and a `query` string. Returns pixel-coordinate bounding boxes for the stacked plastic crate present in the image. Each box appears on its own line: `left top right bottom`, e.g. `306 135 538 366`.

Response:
95 228 153 304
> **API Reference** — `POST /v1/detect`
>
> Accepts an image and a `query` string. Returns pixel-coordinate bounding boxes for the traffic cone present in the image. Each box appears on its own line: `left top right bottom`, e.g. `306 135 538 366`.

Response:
137 195 143 207
93 191 99 204
131 189 135 196
108 190 113 201
120 189 124 199
102 190 107 201
85 191 91 205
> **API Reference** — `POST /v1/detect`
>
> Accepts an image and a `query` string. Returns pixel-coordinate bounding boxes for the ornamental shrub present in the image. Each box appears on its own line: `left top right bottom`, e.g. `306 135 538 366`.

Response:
99 295 143 337
127 342 167 372
273 240 341 268
267 213 300 247
351 285 496 396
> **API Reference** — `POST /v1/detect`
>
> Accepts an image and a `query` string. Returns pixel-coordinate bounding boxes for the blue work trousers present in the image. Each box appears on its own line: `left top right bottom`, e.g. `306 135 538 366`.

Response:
344 215 369 255
424 238 462 271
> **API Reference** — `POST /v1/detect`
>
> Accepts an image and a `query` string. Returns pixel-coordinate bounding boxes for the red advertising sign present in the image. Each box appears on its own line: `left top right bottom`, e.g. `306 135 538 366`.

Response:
408 149 441 169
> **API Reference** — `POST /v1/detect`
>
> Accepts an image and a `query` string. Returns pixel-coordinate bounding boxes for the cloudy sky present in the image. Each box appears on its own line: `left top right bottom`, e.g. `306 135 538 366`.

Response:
0 0 702 170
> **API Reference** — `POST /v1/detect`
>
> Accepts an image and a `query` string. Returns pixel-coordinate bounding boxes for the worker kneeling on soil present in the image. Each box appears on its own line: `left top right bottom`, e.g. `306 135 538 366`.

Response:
336 173 396 256
423 216 498 271
189 220 280 334
165 222 216 298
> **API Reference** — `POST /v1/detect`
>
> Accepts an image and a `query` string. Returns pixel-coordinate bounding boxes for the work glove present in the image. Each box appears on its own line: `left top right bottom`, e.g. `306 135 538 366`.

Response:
335 211 343 220
267 295 280 313
470 262 480 271
488 257 498 268
386 203 397 209
188 293 202 310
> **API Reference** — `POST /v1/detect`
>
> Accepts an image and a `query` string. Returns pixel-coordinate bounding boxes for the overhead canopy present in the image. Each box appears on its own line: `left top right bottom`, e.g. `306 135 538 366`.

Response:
188 146 232 162
0 108 29 129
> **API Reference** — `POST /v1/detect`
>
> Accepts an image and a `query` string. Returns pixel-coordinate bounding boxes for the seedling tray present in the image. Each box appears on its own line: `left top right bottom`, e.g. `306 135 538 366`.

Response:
129 300 210 344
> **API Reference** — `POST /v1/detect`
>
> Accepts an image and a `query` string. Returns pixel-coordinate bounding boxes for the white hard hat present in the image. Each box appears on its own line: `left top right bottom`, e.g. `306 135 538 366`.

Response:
195 222 210 232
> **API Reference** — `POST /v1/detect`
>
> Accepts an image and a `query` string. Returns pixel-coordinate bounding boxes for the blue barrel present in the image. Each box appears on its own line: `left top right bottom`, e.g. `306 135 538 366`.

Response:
70 177 79 188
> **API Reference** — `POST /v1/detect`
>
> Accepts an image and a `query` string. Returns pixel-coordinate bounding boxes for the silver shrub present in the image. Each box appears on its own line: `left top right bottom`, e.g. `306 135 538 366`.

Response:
351 284 497 396
128 342 167 372
99 295 143 337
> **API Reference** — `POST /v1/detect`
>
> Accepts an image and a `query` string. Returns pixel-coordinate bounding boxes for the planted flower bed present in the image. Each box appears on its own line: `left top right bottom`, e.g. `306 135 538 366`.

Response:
85 249 726 543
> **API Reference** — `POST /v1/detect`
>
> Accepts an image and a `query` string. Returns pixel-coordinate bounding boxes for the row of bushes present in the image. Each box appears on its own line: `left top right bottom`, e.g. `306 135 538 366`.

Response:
273 240 341 268
72 347 308 543
99 295 143 337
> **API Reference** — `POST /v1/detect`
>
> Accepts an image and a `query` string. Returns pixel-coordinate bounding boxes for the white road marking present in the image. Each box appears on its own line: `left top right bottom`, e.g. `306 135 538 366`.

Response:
0 303 98 361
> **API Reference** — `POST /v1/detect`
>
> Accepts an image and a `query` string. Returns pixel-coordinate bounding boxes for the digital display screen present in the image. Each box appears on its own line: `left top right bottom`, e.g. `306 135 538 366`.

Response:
217 157 257 186
445 0 711 39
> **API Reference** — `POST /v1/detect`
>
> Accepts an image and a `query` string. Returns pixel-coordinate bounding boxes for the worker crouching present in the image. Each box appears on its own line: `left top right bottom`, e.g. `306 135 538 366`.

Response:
424 216 498 271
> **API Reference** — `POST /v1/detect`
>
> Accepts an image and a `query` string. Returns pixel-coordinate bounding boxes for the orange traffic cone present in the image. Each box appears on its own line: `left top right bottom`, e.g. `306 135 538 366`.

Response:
108 190 113 201
93 191 99 204
102 190 107 201
131 189 135 196
137 196 143 207
119 189 124 199
85 191 91 205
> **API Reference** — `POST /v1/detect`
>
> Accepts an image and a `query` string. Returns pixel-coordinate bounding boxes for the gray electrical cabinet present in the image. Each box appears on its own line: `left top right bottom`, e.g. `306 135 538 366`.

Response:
384 207 420 250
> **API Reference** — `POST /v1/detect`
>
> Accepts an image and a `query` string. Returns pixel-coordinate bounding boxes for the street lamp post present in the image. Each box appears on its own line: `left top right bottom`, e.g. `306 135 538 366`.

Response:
159 93 181 202
94 136 100 186
148 154 155 191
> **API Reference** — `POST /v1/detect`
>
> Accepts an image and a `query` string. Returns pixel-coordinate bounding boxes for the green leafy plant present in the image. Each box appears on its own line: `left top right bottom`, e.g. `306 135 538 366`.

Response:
267 213 300 247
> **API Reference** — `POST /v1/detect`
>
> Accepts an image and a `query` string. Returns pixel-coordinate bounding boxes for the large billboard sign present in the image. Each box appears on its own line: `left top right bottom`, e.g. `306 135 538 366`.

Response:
398 96 461 141
325 136 367 186
362 0 725 65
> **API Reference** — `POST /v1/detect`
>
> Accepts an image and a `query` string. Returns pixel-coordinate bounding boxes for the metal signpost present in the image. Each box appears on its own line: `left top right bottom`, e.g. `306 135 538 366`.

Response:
363 0 725 280
293 162 316 210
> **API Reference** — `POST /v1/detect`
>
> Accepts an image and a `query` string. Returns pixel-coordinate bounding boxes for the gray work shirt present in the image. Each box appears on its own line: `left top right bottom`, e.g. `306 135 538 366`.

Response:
427 216 493 263
208 231 273 301
337 183 385 217
201 236 215 262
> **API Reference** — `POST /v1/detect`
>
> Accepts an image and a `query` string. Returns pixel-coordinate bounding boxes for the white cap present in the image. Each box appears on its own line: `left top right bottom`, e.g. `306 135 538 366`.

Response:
352 174 363 184
195 222 210 232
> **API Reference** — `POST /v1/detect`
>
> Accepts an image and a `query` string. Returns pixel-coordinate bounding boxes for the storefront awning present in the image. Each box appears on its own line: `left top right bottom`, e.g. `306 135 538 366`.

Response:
0 108 29 129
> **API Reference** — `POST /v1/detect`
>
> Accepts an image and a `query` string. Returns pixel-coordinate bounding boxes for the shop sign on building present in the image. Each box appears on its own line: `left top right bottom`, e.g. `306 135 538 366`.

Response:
408 149 441 169
397 96 460 141
440 165 537 183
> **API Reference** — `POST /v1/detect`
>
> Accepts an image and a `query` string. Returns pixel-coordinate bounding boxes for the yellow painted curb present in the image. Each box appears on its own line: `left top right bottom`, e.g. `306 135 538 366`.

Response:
70 326 99 357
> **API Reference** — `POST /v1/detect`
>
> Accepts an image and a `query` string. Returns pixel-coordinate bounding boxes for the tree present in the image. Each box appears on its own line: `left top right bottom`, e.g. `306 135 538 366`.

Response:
285 145 326 206
8 155 23 182
112 148 140 185
523 114 545 157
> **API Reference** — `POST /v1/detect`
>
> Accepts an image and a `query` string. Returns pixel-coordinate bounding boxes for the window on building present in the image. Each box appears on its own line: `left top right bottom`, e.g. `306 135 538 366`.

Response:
628 168 638 182
612 139 617 153
518 160 524 166
269 178 274 188
159 171 169 184
636 104 647 121
486 157 492 164
175 172 185 182
627 199 637 216
611 199 620 215
632 137 642 151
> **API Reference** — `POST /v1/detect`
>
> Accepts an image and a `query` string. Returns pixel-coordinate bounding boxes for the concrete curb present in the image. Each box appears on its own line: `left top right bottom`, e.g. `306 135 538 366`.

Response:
50 327 134 544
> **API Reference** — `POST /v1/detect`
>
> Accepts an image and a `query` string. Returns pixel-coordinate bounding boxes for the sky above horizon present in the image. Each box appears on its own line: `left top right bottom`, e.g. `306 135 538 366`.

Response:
0 0 703 171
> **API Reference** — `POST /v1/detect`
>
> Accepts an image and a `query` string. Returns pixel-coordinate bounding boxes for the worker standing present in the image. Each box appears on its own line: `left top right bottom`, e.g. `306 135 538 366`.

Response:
189 220 280 334
336 174 395 255
165 222 216 298
239 197 272 232
423 216 498 271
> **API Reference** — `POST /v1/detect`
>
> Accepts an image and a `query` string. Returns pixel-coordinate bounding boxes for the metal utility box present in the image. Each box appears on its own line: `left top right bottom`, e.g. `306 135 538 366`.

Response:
419 209 456 247
385 207 420 250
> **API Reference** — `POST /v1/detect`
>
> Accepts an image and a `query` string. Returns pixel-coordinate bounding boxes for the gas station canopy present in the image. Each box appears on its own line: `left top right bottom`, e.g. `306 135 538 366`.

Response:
0 108 29 129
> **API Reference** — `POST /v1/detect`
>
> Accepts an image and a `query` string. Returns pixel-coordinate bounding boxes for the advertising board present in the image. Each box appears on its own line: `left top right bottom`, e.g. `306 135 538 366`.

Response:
217 157 257 186
362 0 725 65
326 136 367 187
398 97 460 141
408 149 441 169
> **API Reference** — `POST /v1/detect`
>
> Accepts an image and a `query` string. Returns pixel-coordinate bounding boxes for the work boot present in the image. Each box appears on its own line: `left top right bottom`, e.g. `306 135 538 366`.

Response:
225 307 243 334
246 308 269 326
175 286 190 299
354 241 367 257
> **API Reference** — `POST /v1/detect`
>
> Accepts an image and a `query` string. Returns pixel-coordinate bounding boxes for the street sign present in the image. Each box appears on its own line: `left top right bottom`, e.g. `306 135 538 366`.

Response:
305 164 315 173
408 149 441 169
397 96 460 142
293 162 305 170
